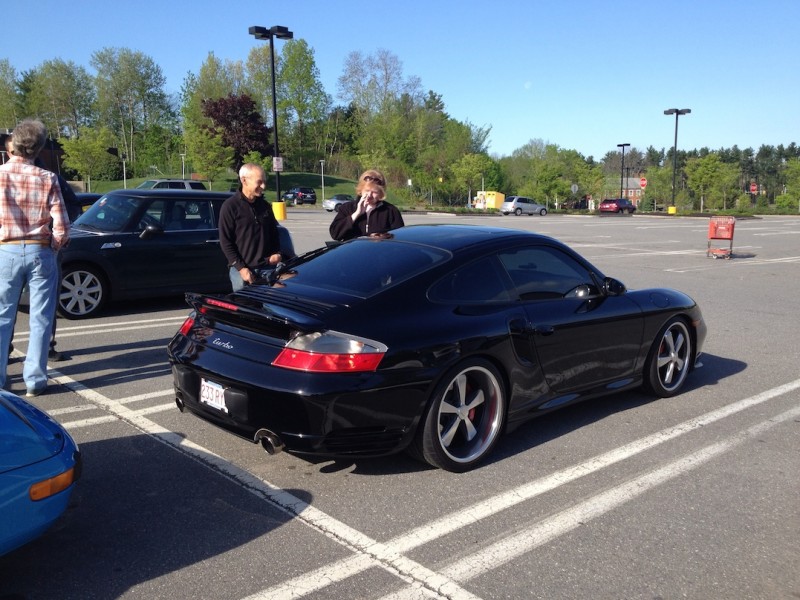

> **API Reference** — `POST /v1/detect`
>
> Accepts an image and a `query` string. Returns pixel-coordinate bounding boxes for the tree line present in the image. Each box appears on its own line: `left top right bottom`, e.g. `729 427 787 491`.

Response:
1 45 799 211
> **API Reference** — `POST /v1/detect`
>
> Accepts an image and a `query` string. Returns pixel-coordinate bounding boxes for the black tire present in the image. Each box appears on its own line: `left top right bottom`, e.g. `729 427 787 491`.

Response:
59 263 108 319
412 358 506 472
539 208 547 216
643 318 693 397
514 208 522 216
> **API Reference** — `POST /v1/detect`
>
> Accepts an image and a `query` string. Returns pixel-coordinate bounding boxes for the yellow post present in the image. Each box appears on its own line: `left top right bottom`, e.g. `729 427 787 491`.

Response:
272 200 286 221
667 206 677 215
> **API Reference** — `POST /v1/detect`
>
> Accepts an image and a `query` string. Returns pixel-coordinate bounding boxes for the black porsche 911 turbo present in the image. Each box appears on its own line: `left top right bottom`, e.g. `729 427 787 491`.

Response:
167 225 706 472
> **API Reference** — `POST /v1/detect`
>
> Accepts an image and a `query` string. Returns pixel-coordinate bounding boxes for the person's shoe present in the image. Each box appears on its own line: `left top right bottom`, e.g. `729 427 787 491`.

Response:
26 387 46 398
48 348 65 362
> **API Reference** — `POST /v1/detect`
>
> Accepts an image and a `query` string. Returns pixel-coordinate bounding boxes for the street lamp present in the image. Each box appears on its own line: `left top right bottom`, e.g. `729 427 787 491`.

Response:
664 108 691 206
617 143 630 199
249 25 294 203
320 159 325 202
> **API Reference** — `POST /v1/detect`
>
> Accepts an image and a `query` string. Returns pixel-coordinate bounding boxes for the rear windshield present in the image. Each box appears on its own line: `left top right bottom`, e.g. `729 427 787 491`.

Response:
288 238 449 297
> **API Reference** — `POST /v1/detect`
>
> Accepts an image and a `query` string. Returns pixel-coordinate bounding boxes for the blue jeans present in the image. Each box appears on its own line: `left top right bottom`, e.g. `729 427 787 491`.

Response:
0 242 59 392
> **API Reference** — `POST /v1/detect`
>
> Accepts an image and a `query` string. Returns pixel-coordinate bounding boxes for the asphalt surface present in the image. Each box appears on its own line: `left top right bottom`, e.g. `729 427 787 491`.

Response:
1 210 798 600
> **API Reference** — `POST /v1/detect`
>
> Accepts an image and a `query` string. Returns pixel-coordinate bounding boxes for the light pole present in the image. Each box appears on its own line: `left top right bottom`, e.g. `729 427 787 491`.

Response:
664 108 691 206
249 25 294 204
179 153 186 179
617 143 630 199
320 159 325 202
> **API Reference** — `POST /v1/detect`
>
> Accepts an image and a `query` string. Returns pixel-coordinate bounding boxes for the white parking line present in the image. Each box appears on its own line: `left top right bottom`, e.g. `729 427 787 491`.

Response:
242 379 800 599
44 365 800 600
13 316 186 342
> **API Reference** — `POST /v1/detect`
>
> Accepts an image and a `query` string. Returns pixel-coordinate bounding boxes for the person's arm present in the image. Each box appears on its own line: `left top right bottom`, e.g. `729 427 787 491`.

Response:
48 175 70 250
264 203 283 265
328 200 360 241
218 202 245 270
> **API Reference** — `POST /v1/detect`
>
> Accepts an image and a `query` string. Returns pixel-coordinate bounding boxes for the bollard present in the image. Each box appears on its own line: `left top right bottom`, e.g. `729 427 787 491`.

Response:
272 200 286 221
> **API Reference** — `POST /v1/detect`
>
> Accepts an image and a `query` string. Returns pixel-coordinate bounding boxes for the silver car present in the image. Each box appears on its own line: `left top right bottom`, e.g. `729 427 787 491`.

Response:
322 193 354 212
500 196 547 216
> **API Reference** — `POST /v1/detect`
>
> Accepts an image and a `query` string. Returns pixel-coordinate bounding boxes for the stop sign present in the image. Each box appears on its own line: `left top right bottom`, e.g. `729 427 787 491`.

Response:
639 177 647 189
750 183 757 193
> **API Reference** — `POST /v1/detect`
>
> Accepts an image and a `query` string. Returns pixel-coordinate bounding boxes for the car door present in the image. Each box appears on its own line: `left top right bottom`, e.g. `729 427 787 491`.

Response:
498 244 643 394
112 197 227 294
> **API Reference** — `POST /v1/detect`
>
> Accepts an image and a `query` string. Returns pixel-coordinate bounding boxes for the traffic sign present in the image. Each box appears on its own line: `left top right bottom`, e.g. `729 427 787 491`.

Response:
639 177 647 189
750 183 757 193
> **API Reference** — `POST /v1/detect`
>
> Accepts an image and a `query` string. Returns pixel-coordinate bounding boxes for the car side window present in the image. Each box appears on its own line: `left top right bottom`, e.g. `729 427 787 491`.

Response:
498 246 595 300
430 257 513 304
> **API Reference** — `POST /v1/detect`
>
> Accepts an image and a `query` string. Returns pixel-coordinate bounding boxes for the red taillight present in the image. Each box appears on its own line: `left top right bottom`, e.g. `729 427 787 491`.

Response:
178 317 195 336
272 348 384 372
271 331 387 373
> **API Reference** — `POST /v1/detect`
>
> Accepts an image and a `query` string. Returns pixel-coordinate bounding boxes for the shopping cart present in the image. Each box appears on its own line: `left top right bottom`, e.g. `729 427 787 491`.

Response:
707 216 735 259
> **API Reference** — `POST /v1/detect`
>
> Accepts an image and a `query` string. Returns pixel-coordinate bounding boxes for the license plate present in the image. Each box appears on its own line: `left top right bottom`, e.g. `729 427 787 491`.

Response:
199 378 228 413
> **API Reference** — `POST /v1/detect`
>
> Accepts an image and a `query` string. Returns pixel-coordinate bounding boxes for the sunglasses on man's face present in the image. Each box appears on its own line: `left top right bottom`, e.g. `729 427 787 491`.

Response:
363 175 384 185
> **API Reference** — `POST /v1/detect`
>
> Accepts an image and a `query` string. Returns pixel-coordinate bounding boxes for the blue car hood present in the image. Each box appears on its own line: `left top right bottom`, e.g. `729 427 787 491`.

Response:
0 392 66 475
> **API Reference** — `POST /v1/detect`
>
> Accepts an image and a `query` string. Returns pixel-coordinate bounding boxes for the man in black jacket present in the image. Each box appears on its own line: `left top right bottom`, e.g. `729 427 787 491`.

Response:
218 164 285 292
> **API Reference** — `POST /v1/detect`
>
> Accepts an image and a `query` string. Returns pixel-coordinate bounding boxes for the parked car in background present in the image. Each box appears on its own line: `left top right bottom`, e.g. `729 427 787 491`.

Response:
58 189 294 319
322 193 354 212
75 192 102 219
500 196 548 216
282 187 317 205
0 390 81 557
136 179 207 190
168 224 706 472
567 198 589 210
599 198 636 214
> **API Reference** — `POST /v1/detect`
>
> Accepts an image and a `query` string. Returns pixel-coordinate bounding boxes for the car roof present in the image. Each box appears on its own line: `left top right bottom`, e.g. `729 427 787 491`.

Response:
386 224 553 252
104 189 231 200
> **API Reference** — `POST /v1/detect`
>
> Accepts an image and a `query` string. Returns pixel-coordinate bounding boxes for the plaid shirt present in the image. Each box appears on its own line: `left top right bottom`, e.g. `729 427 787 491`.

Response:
0 156 69 249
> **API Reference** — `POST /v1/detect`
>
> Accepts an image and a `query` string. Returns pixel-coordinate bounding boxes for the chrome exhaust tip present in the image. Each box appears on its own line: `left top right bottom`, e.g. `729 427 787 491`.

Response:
175 392 185 412
254 429 285 455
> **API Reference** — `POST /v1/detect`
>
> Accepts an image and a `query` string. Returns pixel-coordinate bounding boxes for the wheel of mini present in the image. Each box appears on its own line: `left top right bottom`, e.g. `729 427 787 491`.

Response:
643 317 693 397
412 358 506 472
539 208 547 216
59 263 108 319
514 208 522 216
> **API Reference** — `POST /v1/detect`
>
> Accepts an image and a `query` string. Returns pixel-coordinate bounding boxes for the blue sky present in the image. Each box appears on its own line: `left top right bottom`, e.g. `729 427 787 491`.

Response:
4 0 798 160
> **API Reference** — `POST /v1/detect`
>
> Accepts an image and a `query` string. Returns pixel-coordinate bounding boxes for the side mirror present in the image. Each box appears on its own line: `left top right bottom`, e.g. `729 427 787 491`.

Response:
603 277 627 296
139 224 163 240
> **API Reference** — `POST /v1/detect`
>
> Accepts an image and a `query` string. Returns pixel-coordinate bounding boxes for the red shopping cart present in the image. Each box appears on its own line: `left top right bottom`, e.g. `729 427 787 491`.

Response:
707 216 735 259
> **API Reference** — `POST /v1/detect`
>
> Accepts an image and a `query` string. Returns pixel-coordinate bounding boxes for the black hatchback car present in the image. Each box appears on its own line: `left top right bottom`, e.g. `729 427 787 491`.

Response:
59 189 293 319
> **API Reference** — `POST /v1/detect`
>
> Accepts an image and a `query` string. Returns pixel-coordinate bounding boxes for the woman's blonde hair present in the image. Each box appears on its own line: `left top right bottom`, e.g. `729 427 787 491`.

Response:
355 169 386 198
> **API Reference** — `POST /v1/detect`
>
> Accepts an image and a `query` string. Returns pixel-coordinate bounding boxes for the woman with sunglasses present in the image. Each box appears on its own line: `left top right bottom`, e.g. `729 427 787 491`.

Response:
329 169 405 241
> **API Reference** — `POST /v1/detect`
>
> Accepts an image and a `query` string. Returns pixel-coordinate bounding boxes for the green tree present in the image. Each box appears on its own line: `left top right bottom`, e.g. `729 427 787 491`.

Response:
61 127 119 191
91 47 172 175
451 153 495 205
25 59 95 138
184 123 233 186
0 59 20 128
276 39 331 171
